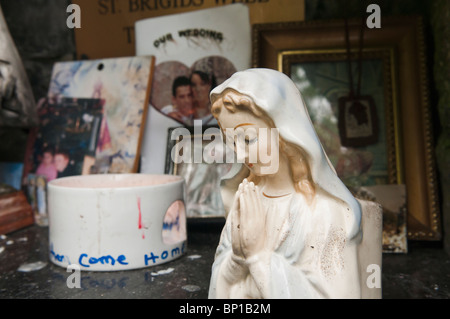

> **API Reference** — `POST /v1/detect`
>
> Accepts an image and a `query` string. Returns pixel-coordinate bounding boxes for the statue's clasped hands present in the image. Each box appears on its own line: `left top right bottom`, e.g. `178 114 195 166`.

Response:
231 179 267 262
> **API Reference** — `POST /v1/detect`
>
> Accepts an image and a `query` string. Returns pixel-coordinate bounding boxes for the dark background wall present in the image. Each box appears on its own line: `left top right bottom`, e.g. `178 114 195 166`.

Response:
1 0 449 251
1 0 75 100
0 0 74 163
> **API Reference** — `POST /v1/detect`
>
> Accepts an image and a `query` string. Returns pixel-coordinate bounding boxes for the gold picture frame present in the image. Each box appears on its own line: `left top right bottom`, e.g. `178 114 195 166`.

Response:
252 17 441 241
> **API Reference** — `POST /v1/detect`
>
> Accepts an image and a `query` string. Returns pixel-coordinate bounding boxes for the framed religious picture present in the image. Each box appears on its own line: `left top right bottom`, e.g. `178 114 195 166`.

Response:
253 17 441 241
280 48 395 188
165 125 233 219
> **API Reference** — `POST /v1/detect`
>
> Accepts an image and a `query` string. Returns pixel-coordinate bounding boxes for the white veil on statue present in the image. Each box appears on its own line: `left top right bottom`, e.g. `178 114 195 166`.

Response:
208 69 383 299
211 68 362 240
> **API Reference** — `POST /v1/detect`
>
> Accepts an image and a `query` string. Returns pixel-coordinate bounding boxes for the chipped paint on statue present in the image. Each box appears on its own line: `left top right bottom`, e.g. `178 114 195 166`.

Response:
208 68 382 299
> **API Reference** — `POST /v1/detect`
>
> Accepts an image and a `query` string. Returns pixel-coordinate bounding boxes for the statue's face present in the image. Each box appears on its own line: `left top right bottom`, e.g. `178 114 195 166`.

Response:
216 98 280 176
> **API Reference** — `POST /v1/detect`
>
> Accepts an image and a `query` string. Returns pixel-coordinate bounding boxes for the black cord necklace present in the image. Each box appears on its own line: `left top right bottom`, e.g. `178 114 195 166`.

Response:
338 18 379 148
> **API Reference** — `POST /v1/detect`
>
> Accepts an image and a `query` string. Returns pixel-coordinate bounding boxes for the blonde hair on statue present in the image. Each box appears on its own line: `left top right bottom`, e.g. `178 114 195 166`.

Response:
211 89 316 200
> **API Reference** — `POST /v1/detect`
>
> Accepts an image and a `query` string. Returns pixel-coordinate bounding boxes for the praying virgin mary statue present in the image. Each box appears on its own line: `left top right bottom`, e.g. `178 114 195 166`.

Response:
208 68 382 299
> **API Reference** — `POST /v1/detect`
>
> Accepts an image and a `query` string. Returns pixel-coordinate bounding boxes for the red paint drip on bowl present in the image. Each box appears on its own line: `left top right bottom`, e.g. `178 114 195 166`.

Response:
137 197 143 229
137 197 145 239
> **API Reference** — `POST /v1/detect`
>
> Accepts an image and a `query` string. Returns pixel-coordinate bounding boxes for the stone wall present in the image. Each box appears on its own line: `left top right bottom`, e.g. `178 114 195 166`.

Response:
0 0 75 162
0 0 75 101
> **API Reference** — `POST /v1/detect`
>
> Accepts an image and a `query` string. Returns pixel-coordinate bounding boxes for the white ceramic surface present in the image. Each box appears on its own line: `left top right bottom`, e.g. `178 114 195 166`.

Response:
208 69 382 299
47 174 187 271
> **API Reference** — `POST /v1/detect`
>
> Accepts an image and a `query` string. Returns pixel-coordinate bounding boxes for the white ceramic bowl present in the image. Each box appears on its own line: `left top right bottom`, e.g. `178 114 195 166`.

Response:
47 174 187 271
